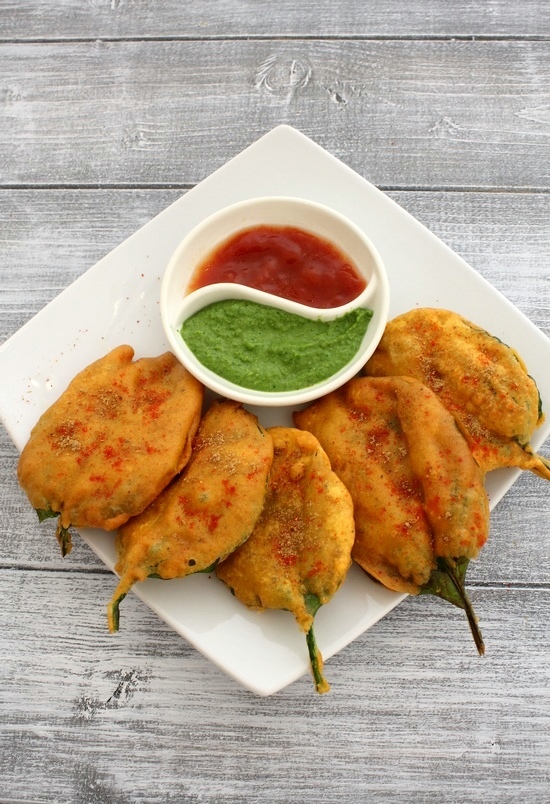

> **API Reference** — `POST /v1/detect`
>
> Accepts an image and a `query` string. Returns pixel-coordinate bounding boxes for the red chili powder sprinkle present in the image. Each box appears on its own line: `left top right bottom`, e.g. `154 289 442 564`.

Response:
222 479 237 496
307 561 325 578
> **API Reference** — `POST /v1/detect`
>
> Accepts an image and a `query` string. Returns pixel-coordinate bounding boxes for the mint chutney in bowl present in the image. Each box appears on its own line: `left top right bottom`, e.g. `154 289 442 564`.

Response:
160 197 389 406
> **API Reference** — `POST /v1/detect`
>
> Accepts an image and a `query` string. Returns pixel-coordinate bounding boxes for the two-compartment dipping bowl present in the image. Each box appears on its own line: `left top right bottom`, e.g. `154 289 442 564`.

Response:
160 197 390 406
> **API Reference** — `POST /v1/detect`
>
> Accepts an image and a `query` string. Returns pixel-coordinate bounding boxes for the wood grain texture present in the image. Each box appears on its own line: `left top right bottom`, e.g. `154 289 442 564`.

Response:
2 0 549 40
1 3 550 802
0 570 549 803
2 40 550 189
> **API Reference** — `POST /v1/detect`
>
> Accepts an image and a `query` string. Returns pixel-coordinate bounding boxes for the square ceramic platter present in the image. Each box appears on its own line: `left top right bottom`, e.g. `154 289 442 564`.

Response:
2 125 550 696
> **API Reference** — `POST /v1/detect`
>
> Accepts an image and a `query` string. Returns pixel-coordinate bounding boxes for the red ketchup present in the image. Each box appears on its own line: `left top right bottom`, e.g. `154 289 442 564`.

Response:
187 225 366 309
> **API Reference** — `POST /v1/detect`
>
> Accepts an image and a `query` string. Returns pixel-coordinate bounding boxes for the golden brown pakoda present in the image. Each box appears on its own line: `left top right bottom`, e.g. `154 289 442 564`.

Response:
294 377 490 654
216 426 355 693
17 345 204 555
364 307 550 479
107 399 274 632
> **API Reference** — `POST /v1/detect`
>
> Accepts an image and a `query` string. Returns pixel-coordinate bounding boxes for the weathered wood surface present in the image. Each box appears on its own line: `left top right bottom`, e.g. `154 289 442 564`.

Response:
1 2 550 803
2 0 549 40
1 571 549 804
2 40 550 190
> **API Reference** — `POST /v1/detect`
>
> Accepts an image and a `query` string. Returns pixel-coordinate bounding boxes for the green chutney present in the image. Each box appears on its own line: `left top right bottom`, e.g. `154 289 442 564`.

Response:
180 299 373 392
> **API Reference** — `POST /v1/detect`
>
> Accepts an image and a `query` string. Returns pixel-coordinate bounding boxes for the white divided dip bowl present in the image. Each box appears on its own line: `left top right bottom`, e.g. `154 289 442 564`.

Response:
160 197 389 406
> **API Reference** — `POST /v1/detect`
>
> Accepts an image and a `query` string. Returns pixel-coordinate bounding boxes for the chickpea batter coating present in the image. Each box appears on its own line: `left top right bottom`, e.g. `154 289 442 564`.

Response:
107 399 274 632
295 377 490 654
365 308 549 479
17 345 204 554
216 427 355 693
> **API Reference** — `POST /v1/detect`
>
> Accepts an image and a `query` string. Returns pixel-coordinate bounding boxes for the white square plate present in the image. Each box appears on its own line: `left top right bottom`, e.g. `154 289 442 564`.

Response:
2 125 550 696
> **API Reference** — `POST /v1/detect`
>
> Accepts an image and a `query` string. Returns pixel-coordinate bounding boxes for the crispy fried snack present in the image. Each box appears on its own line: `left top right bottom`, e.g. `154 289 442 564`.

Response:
364 307 550 479
107 399 274 632
216 426 355 693
17 345 204 555
294 377 490 654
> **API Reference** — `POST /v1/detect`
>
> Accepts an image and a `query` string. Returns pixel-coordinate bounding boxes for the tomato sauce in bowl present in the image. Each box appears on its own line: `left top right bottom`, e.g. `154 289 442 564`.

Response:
187 225 366 309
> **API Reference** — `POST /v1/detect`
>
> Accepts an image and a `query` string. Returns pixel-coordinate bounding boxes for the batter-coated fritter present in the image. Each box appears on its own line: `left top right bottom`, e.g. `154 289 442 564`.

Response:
365 307 549 478
216 427 355 693
107 399 274 632
17 345 204 555
294 377 490 654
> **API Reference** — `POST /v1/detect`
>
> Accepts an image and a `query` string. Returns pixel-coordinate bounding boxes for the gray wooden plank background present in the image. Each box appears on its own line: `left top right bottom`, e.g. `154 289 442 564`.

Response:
2 40 550 189
1 2 549 803
2 0 550 39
